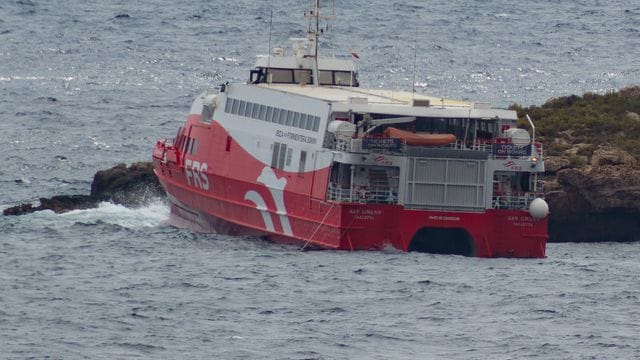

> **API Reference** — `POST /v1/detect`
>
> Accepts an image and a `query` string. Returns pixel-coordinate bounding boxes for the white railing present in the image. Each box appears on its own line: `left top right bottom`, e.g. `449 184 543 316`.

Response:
327 183 398 204
492 193 543 210
332 137 544 161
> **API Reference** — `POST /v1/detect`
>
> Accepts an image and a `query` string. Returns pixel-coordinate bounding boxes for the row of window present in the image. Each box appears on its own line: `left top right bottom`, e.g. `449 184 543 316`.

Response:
271 142 291 170
271 141 307 173
175 127 199 155
225 97 321 132
255 68 358 87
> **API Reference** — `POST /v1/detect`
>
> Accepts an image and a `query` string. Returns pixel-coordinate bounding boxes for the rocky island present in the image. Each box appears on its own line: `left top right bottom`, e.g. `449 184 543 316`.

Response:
3 162 164 216
513 86 640 242
4 86 640 243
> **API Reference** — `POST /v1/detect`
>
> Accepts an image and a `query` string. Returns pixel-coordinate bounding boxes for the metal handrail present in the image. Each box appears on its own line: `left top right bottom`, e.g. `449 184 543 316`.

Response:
327 183 398 204
492 192 544 210
332 137 544 160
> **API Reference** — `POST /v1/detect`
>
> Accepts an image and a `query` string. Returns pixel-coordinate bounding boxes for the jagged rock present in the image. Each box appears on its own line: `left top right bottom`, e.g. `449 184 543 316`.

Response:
39 195 99 213
541 178 561 192
544 156 573 174
2 195 98 216
563 143 590 156
2 203 35 216
91 162 164 206
590 146 638 168
555 166 640 212
546 146 640 242
3 162 164 216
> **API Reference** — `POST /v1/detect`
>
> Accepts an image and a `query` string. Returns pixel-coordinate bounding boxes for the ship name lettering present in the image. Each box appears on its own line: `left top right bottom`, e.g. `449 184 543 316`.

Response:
508 216 533 222
348 209 382 216
354 215 375 220
275 130 317 144
509 216 534 227
428 215 460 221
512 222 534 227
185 159 210 190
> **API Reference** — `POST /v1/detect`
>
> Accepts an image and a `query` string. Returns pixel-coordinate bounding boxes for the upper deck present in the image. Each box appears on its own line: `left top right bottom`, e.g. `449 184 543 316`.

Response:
254 83 517 121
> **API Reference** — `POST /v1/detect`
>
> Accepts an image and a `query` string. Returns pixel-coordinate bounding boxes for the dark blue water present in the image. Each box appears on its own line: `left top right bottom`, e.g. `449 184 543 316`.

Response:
1 0 639 358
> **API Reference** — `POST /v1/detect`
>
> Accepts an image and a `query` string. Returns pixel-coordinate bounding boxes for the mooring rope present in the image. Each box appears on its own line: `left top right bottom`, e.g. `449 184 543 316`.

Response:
300 201 336 251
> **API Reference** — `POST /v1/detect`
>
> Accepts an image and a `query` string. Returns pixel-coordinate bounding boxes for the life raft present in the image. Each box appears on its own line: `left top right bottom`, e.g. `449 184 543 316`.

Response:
383 127 456 146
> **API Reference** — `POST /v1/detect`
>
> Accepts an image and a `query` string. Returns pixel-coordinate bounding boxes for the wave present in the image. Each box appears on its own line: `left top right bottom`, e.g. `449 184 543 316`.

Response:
7 201 171 231
60 201 169 228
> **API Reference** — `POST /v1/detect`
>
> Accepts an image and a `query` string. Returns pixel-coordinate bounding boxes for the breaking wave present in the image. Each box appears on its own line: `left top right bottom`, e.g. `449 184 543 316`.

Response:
16 201 170 230
60 201 170 228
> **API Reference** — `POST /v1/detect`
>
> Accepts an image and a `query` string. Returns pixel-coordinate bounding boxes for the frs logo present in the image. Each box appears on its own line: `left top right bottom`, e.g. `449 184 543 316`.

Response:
185 159 210 190
503 160 522 171
244 167 292 236
374 155 392 166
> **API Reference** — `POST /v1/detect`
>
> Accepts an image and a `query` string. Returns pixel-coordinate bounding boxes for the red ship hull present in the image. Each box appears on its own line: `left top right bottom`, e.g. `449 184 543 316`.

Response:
153 116 547 258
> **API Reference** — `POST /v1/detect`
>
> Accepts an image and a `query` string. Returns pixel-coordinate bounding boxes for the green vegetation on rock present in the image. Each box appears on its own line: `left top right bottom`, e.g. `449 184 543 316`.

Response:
510 86 640 160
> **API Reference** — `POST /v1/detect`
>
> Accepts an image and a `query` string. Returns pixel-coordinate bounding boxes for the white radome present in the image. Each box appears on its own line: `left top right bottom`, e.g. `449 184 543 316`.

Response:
529 198 549 219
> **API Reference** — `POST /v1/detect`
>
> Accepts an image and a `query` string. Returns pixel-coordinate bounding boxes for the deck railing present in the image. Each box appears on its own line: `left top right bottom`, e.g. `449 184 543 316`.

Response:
491 192 544 210
327 183 398 204
333 138 543 160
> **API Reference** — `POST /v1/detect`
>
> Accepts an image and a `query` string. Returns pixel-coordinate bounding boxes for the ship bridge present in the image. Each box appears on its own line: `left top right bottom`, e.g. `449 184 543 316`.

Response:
249 35 359 87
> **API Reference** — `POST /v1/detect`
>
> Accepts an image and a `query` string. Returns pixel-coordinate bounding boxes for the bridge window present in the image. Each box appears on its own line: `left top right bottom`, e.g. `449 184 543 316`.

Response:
294 69 312 85
267 69 294 83
334 71 354 86
318 70 358 86
318 71 333 85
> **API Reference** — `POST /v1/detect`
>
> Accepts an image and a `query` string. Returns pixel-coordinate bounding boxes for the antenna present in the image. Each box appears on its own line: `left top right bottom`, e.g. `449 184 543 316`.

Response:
412 16 418 100
311 0 320 86
304 0 335 86
266 1 274 85
314 0 319 83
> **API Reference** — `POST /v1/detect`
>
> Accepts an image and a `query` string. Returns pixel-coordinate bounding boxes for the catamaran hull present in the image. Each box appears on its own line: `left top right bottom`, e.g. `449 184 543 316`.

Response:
155 167 547 258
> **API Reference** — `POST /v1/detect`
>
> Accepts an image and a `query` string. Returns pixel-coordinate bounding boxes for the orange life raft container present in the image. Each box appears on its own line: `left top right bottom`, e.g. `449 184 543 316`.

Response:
383 127 456 146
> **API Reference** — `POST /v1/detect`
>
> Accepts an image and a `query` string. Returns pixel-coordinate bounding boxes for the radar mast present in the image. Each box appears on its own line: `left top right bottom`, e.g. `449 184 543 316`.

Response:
304 0 335 86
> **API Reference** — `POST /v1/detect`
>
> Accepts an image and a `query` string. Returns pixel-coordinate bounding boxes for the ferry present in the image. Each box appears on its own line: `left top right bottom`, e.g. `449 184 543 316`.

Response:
152 1 549 257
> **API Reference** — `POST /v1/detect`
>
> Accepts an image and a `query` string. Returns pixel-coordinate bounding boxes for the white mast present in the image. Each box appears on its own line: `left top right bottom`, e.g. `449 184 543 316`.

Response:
304 0 320 86
304 0 334 86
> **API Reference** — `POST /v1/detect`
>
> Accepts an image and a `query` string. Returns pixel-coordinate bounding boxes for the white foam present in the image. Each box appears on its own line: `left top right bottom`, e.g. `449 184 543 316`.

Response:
58 201 170 229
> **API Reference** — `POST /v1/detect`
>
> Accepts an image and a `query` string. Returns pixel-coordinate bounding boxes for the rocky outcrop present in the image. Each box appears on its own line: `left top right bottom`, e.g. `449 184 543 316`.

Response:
545 146 640 242
3 162 164 216
90 162 164 205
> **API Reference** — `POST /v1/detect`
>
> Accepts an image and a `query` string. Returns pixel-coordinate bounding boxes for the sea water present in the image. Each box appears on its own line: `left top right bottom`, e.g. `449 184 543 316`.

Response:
1 0 639 358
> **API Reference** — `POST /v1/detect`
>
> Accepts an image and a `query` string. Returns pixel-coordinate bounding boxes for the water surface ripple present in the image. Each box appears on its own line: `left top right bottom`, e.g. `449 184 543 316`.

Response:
1 0 639 358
